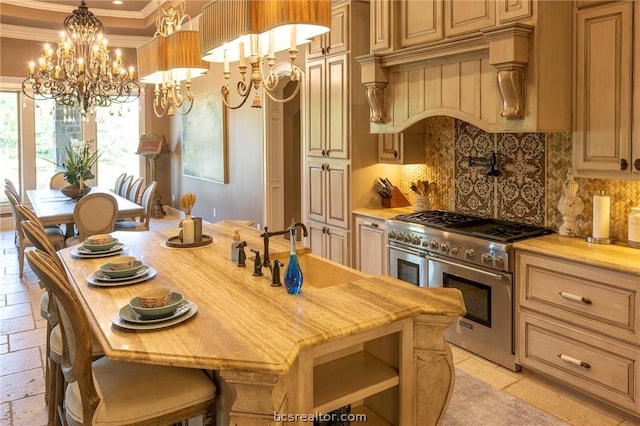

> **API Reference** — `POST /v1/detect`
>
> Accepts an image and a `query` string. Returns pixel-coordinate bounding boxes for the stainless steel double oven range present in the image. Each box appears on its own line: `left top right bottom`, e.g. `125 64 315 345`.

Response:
387 210 551 371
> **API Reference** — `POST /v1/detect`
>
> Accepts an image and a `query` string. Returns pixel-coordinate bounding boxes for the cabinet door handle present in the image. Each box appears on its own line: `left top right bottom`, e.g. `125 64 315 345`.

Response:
634 159 640 171
558 354 591 369
620 158 629 170
558 291 592 305
393 150 398 159
321 164 325 171
362 221 378 228
326 149 331 157
326 46 331 55
325 163 331 171
321 47 326 55
322 149 326 157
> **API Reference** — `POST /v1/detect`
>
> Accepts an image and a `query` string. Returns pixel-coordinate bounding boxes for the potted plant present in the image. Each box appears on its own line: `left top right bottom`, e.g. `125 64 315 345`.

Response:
60 138 99 199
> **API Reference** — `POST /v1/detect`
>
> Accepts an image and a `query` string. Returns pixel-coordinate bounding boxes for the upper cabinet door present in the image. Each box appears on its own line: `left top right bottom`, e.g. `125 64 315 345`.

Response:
306 58 326 158
575 2 633 174
498 0 531 23
326 55 349 159
308 2 350 59
400 0 443 47
371 0 392 52
444 0 495 38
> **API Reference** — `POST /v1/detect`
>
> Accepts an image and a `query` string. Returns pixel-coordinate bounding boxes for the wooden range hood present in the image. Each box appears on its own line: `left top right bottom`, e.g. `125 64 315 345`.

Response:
356 1 573 134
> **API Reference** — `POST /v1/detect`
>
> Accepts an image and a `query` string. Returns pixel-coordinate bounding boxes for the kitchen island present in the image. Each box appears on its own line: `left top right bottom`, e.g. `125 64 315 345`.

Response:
58 220 465 425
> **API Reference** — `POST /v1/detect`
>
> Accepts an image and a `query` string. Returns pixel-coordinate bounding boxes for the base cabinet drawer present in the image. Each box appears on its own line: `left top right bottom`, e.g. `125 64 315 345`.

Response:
519 312 639 412
517 252 639 345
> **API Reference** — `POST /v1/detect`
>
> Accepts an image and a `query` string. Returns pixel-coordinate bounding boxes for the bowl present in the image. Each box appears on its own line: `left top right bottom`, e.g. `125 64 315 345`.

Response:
106 256 137 271
83 237 118 252
137 287 173 308
130 291 183 318
99 260 143 278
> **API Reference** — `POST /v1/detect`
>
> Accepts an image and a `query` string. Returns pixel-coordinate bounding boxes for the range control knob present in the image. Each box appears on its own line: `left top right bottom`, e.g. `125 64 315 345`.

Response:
388 231 397 239
404 234 412 243
464 249 475 259
494 256 505 268
450 247 459 255
412 236 421 245
481 253 492 264
422 240 429 247
430 240 439 250
396 232 404 241
440 242 450 254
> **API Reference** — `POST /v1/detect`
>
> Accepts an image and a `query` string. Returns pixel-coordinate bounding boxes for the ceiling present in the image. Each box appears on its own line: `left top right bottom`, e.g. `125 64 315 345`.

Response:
0 0 211 47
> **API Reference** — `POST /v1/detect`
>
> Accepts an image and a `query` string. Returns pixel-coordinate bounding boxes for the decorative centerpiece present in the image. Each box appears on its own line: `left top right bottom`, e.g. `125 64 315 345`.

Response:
59 138 99 200
180 193 196 244
557 169 584 237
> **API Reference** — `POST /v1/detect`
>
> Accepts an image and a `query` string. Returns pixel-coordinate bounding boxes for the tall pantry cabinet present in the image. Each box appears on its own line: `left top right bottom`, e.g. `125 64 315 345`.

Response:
304 1 377 266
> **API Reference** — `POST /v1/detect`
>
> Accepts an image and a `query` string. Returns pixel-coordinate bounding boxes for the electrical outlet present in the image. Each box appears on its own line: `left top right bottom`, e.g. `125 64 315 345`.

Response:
213 208 216 217
172 194 175 202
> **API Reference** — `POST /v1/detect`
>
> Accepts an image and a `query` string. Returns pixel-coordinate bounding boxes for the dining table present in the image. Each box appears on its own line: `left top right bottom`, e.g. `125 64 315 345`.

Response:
57 220 465 425
27 187 144 237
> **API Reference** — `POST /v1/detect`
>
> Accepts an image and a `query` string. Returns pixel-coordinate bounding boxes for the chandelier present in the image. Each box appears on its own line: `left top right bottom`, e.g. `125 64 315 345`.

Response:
21 1 140 116
137 0 209 117
199 0 331 109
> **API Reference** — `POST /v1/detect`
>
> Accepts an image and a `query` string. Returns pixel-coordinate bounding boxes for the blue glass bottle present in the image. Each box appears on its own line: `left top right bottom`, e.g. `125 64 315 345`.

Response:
284 225 303 295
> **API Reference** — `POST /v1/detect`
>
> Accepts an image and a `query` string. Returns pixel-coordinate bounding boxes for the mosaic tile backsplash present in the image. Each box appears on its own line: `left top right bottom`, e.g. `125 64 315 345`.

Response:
399 118 640 242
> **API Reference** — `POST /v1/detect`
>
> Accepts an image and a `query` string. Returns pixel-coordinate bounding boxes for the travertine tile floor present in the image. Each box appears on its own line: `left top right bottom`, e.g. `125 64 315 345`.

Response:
1 214 639 425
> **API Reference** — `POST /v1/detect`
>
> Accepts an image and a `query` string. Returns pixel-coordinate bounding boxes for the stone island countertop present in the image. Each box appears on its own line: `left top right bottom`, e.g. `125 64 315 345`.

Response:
58 220 465 425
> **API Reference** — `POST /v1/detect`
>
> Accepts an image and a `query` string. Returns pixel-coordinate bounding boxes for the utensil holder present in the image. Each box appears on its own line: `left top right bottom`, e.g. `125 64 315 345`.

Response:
381 187 411 208
414 195 431 212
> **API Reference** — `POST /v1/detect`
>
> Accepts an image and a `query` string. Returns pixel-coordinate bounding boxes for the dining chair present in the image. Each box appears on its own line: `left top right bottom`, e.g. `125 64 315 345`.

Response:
113 173 126 194
49 171 67 189
114 181 157 232
4 178 20 201
118 174 133 197
127 176 144 204
25 249 216 426
4 190 65 277
65 193 118 246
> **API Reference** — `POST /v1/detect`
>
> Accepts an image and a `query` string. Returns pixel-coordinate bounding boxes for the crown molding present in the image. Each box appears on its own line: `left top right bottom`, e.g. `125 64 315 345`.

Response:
0 0 153 19
0 24 151 48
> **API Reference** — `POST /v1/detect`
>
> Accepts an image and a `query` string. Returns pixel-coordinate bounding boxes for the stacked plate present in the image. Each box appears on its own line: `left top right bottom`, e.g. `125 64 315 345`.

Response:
88 260 157 287
71 238 128 259
110 291 197 330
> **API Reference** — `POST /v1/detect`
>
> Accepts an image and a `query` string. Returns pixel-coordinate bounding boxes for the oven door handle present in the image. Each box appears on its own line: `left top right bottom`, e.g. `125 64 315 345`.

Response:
386 244 427 258
427 254 505 280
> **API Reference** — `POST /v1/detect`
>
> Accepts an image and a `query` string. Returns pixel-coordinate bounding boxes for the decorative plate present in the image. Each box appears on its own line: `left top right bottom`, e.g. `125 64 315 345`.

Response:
87 266 157 287
110 301 197 330
99 260 144 278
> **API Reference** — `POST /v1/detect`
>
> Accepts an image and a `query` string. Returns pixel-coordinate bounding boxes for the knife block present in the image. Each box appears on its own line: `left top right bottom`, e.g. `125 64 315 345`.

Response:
382 186 411 208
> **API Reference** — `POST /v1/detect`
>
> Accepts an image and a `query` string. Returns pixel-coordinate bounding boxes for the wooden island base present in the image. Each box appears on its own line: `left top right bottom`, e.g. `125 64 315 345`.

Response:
217 315 457 425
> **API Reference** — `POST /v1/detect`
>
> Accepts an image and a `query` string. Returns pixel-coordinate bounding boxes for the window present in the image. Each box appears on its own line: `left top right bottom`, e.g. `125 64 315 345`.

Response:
0 92 20 203
34 100 81 189
96 101 142 190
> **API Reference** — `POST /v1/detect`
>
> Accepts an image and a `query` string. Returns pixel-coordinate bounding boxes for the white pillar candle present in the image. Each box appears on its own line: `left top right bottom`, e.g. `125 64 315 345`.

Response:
592 191 610 239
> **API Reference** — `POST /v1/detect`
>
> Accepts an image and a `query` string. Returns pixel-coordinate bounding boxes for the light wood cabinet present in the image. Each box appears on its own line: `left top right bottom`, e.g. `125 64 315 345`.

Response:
307 159 350 229
306 55 349 160
400 0 443 47
516 250 640 414
307 2 350 59
574 1 637 177
308 220 350 266
378 133 425 164
444 0 495 38
354 215 387 275
304 1 376 268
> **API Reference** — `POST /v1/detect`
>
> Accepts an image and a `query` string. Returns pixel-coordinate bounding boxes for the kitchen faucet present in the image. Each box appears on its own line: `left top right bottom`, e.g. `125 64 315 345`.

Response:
260 221 308 276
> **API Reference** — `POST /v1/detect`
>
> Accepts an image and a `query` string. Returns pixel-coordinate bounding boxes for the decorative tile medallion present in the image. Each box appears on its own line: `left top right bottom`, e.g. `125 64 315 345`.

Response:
496 132 545 225
454 120 494 217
